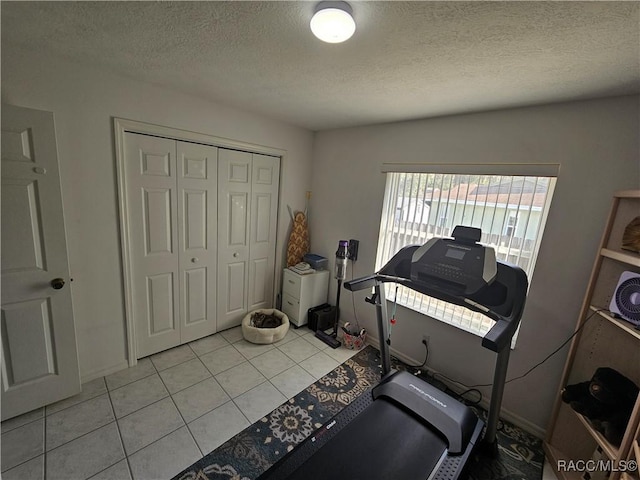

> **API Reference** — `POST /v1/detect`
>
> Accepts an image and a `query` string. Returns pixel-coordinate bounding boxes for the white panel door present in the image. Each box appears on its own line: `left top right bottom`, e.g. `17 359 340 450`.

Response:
177 141 217 343
1 104 80 420
217 149 252 330
248 154 280 312
124 133 180 357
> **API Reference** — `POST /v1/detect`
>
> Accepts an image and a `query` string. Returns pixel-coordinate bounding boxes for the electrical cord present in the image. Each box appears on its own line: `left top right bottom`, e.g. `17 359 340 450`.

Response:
468 307 607 389
414 364 484 406
430 372 484 406
457 388 483 406
412 365 484 406
365 278 606 402
399 335 429 369
409 308 607 408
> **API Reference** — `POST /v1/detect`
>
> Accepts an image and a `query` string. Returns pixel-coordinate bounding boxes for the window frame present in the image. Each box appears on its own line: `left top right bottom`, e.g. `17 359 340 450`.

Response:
375 165 558 344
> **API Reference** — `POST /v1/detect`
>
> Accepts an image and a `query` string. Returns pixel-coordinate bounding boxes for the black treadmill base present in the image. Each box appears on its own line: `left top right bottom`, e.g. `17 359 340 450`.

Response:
478 438 499 458
257 374 483 480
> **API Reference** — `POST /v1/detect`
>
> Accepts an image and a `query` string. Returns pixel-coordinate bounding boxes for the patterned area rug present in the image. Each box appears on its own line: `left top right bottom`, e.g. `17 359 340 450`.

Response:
174 346 544 480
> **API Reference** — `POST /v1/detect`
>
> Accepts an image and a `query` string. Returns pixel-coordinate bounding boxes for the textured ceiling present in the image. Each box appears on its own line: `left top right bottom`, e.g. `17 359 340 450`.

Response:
2 1 639 130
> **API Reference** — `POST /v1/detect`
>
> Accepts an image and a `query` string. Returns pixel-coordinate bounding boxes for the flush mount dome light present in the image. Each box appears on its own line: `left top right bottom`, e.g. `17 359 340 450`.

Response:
310 1 356 43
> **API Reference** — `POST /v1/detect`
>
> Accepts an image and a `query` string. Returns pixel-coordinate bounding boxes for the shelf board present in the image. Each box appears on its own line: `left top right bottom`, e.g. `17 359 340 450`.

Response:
574 411 620 460
615 190 640 199
590 306 640 340
601 248 640 268
543 443 586 480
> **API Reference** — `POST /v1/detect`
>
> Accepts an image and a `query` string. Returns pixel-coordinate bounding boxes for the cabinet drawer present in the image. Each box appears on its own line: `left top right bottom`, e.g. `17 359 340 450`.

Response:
283 270 302 299
281 293 300 323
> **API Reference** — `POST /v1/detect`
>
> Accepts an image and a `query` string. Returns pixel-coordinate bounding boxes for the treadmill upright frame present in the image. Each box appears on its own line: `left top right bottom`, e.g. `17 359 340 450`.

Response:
345 244 528 452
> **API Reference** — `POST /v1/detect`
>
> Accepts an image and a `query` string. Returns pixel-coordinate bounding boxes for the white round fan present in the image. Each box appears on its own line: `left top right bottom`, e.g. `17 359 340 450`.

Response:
609 271 640 326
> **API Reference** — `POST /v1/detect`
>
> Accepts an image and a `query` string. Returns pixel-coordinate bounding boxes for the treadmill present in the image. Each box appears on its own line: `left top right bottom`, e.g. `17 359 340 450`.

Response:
259 226 528 480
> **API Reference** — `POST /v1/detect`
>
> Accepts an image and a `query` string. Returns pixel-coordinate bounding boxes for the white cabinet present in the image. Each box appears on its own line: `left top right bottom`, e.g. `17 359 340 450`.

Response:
281 269 330 327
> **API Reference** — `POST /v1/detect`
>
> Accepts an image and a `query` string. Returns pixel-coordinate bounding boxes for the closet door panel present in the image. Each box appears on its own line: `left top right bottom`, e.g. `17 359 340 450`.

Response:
228 193 249 245
146 273 175 334
225 262 246 312
183 190 206 250
250 257 268 306
124 133 180 357
218 149 251 330
143 188 173 255
248 154 280 312
177 141 217 343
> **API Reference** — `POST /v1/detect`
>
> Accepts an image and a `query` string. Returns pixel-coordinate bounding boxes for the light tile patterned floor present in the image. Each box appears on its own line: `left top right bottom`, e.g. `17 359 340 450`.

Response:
0 326 359 480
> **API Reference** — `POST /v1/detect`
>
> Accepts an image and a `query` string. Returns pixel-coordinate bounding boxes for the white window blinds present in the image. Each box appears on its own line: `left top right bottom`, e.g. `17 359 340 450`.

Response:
375 171 556 340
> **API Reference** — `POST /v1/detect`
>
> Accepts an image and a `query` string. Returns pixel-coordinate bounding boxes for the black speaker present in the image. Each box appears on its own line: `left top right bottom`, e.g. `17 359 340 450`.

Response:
308 304 336 332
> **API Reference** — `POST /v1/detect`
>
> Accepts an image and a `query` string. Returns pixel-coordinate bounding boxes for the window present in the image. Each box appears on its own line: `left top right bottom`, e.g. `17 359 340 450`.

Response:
375 171 556 341
504 213 518 237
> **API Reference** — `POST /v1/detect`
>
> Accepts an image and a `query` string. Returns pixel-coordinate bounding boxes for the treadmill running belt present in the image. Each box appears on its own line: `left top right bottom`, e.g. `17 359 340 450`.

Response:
283 398 447 480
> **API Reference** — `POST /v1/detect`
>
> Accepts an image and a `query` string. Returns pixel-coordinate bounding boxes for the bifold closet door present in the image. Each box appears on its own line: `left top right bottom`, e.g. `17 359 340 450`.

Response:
248 154 280 312
124 133 217 358
176 141 218 344
125 134 179 357
217 149 279 331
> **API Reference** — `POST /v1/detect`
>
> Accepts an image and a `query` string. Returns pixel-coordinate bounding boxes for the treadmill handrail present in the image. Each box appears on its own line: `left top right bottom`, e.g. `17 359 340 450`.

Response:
343 271 526 352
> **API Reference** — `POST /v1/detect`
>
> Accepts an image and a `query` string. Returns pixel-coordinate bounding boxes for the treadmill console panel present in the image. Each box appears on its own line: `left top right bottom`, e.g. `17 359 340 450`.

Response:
410 234 497 296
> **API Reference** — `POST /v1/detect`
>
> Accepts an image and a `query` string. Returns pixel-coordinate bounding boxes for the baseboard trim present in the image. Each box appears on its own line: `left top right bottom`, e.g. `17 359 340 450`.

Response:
81 360 129 384
364 337 547 440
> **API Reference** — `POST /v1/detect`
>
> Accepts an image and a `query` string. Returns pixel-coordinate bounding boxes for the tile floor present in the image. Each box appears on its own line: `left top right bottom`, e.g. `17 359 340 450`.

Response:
0 325 359 480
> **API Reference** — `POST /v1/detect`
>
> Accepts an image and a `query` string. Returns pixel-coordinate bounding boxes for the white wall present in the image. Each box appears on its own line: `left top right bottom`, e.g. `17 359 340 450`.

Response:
3 43 638 434
309 96 640 433
1 47 315 381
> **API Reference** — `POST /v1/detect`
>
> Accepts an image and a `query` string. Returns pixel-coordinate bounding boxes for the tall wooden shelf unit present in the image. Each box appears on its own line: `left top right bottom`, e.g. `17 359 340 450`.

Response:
544 190 640 480
620 420 640 480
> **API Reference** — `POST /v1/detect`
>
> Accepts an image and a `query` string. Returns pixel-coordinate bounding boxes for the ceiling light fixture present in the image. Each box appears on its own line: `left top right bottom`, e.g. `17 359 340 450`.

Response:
310 1 356 44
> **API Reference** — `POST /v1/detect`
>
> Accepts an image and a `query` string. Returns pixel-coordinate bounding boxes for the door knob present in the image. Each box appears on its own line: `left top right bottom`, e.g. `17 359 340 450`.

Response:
233 252 239 258
51 278 65 290
191 257 199 263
